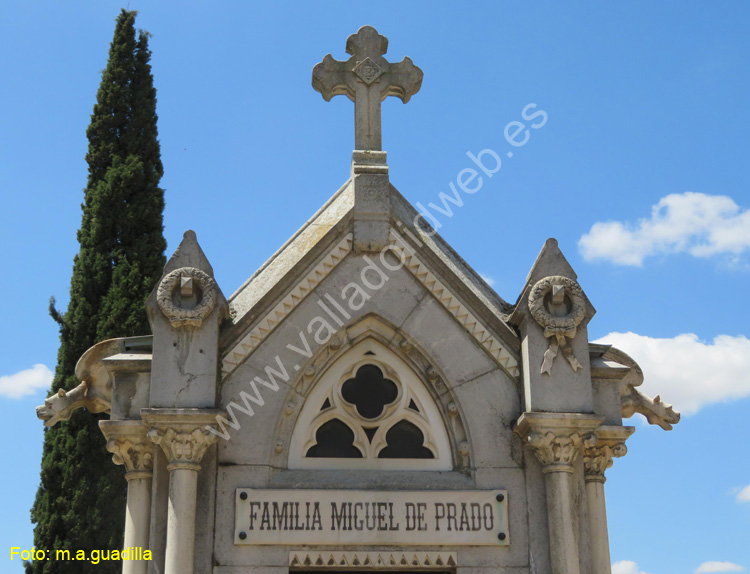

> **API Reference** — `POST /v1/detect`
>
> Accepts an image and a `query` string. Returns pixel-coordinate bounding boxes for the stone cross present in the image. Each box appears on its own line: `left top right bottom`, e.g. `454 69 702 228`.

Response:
312 25 423 151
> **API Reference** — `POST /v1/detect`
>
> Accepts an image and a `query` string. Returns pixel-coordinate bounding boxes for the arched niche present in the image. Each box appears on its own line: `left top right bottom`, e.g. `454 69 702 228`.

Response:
273 315 471 472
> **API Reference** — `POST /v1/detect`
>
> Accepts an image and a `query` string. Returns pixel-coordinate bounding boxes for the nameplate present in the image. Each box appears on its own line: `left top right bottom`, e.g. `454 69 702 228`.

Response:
234 489 509 546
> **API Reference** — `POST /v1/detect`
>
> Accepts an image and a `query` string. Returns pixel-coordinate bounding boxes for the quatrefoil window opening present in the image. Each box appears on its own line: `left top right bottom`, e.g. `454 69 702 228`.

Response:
304 359 437 460
288 337 453 471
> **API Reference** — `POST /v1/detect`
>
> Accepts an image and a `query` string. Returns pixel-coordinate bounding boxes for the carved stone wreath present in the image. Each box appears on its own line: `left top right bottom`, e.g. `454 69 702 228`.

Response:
528 275 586 375
157 267 217 328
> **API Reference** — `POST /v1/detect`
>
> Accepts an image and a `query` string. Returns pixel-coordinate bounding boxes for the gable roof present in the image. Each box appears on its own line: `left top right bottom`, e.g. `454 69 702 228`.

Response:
219 174 521 381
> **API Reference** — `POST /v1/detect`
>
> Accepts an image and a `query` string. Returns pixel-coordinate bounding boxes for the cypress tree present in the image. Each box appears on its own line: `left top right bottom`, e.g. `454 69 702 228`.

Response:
29 10 166 573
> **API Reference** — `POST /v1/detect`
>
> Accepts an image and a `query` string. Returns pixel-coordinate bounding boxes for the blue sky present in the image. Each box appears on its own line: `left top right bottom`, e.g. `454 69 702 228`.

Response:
1 2 749 573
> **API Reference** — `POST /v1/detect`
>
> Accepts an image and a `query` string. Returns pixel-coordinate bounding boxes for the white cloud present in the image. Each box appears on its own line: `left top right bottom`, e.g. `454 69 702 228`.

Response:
612 560 649 574
479 273 496 286
594 332 750 416
695 561 745 573
579 192 750 266
736 485 750 503
0 364 53 399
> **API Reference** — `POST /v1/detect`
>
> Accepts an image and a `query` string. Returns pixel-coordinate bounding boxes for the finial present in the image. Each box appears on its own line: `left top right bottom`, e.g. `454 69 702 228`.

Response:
312 25 423 151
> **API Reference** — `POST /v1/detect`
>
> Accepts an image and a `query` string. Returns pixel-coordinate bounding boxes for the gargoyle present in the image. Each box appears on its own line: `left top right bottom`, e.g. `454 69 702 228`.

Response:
621 388 680 431
36 339 119 427
601 346 680 431
36 379 111 427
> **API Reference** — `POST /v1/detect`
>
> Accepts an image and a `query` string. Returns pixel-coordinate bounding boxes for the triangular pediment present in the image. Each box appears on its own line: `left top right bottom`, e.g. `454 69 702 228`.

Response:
220 177 520 380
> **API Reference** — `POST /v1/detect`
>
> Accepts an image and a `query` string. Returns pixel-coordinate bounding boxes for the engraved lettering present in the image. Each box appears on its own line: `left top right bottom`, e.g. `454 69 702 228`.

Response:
483 502 494 530
459 503 470 531
272 502 288 530
248 501 260 530
446 503 457 531
434 502 446 531
331 502 348 531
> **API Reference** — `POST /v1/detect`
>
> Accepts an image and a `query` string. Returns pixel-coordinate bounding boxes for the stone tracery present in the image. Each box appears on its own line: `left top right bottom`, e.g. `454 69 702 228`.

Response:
305 360 437 460
283 318 462 471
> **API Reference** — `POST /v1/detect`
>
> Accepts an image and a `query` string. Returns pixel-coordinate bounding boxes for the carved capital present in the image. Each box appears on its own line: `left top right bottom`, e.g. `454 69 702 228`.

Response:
99 420 154 480
107 438 154 479
583 443 627 482
148 427 218 471
583 425 635 482
515 412 605 474
141 408 226 472
527 431 597 473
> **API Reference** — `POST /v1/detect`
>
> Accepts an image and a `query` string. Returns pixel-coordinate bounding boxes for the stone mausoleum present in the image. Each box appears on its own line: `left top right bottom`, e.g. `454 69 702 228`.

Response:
37 26 680 574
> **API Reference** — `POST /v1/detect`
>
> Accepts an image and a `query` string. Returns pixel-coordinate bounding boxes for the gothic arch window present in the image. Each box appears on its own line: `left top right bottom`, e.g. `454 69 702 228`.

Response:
288 338 452 470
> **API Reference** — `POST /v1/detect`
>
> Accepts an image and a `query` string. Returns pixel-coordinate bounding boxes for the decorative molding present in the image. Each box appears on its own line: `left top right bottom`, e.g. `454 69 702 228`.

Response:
100 420 154 480
157 266 217 328
221 234 353 377
221 231 519 381
528 275 586 375
389 232 519 379
289 551 457 569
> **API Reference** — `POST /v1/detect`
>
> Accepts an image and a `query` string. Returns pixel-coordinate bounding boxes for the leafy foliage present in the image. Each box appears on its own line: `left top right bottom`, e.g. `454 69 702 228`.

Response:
30 10 166 573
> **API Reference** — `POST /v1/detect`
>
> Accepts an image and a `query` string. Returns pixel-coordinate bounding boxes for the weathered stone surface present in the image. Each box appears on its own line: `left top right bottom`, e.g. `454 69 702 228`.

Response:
99 419 154 478
36 335 153 426
99 419 154 574
104 337 152 420
147 231 228 409
36 338 118 425
450 369 521 469
226 182 355 331
400 295 500 386
142 408 223 574
510 239 596 414
148 449 169 574
51 24 688 574
312 25 422 151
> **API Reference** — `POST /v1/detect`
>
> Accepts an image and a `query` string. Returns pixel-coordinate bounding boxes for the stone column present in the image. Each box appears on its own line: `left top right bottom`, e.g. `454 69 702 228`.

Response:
516 412 604 574
99 420 154 574
142 409 223 574
583 426 634 574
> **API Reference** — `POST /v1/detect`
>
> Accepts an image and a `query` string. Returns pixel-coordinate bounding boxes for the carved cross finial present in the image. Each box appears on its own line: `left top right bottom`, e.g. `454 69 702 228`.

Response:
312 25 423 151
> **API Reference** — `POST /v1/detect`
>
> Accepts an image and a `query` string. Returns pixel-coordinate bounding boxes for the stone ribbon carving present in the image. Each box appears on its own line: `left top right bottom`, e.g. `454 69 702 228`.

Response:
157 266 217 328
148 427 219 471
527 431 597 473
528 275 586 375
